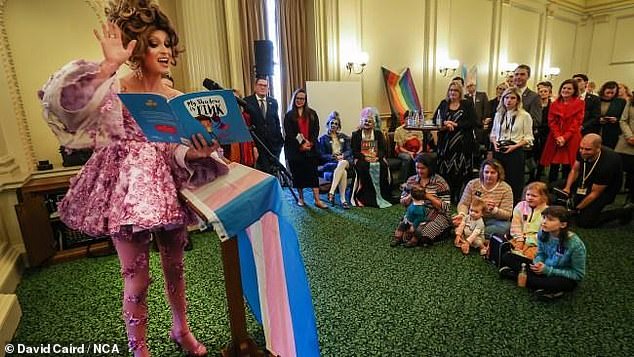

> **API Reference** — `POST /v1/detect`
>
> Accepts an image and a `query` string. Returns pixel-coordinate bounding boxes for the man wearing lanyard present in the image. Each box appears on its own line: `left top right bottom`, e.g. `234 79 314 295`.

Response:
563 133 630 227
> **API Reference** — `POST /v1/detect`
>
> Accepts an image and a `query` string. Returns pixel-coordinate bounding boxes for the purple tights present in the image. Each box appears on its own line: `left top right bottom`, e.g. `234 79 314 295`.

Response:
112 227 193 356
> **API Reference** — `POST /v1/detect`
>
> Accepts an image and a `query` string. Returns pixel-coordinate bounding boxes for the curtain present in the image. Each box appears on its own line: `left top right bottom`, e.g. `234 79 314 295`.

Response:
238 0 268 97
312 0 340 81
277 0 310 111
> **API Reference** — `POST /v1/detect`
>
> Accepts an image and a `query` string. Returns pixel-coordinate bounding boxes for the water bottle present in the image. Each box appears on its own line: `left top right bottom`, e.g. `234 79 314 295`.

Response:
517 263 527 288
407 111 414 128
435 110 442 127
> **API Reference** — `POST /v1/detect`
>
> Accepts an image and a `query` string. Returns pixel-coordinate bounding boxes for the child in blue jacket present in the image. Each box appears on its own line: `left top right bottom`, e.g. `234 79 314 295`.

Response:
500 205 586 300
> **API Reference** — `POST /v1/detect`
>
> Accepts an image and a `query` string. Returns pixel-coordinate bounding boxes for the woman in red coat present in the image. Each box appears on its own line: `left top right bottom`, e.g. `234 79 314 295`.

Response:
540 79 585 183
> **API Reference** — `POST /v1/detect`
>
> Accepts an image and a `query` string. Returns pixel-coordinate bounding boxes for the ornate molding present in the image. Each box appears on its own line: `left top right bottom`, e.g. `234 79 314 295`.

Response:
592 14 611 23
0 0 36 173
0 155 18 177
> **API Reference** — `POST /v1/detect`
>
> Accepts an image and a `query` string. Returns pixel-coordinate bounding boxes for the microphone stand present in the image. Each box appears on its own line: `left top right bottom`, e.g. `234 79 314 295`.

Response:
202 78 297 203
248 126 298 204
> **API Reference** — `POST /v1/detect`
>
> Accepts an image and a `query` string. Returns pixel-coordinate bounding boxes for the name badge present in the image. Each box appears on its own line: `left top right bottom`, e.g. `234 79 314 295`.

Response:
576 187 587 195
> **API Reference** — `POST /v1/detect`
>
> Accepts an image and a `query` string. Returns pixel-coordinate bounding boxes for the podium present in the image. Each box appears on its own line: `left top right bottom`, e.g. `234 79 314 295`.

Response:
181 163 319 357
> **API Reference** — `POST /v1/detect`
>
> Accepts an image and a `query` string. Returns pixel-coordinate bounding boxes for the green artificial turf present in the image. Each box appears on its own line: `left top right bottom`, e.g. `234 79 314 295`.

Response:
12 190 634 356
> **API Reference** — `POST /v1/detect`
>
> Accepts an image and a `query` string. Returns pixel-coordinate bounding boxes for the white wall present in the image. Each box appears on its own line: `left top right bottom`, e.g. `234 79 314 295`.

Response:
4 0 103 169
332 0 633 116
306 81 363 136
587 7 634 88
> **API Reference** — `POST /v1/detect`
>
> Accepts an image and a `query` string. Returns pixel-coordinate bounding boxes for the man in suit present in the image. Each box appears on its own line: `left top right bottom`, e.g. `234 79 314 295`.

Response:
464 81 489 146
573 73 601 135
513 65 542 180
245 77 284 175
513 64 542 129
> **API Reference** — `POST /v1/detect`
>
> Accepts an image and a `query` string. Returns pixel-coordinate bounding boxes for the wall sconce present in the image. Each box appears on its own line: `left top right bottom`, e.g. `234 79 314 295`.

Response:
544 67 560 80
346 51 369 74
439 59 459 77
500 62 518 77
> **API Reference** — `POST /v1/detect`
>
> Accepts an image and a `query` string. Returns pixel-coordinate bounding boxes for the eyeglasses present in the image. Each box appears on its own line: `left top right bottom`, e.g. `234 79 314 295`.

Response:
296 97 306 101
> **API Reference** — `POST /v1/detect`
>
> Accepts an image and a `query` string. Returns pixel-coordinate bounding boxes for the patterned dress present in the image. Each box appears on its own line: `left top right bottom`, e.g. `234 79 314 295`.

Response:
433 99 477 203
401 174 452 241
39 60 228 238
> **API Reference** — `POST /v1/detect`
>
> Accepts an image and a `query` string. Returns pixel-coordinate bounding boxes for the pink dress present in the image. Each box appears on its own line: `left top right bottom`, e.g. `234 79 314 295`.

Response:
39 60 228 237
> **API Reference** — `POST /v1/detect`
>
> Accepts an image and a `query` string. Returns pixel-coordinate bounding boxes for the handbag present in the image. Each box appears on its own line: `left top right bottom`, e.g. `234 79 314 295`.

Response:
487 233 511 267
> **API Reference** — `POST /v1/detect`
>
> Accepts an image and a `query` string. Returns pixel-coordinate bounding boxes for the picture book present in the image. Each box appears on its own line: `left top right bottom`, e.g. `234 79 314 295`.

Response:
118 89 252 145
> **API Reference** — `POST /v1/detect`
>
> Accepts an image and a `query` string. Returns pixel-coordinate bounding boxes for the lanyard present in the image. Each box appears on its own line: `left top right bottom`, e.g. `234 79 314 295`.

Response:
498 111 516 140
581 151 601 189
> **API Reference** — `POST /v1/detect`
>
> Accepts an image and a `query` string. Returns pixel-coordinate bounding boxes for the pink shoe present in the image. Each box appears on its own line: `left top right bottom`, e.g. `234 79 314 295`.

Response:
169 330 207 357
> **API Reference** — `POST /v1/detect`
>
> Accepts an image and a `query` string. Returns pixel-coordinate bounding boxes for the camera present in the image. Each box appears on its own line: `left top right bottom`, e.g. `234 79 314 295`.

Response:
496 140 516 153
552 187 576 211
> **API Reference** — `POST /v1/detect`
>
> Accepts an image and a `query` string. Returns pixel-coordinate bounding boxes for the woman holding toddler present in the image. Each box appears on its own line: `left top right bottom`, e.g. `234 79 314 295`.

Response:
396 154 452 247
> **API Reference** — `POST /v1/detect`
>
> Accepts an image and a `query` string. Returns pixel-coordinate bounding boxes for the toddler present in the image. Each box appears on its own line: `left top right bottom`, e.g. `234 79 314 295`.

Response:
454 197 486 255
390 186 428 247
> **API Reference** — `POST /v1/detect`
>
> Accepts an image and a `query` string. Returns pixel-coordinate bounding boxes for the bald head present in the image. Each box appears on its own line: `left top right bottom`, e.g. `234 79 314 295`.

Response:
582 133 602 148
579 133 602 161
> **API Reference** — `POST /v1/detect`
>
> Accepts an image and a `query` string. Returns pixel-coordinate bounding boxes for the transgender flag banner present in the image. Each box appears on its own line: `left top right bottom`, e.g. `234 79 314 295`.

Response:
180 163 320 356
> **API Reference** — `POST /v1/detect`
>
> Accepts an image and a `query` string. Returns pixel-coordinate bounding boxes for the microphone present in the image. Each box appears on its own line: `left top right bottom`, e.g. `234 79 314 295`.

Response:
202 78 248 108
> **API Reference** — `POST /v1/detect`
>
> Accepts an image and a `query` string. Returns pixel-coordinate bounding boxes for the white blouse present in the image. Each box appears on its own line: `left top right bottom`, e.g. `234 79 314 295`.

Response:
489 109 534 146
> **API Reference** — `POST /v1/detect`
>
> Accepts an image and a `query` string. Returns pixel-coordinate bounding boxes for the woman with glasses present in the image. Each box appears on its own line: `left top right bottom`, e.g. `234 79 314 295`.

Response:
350 107 392 208
283 88 328 208
432 80 478 204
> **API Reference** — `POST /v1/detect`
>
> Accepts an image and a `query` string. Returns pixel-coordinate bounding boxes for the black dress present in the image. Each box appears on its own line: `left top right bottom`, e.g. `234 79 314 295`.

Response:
283 109 320 188
350 129 392 207
433 99 477 203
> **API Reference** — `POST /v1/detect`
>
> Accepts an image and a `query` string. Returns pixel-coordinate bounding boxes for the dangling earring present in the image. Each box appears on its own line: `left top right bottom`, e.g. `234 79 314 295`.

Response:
134 68 144 81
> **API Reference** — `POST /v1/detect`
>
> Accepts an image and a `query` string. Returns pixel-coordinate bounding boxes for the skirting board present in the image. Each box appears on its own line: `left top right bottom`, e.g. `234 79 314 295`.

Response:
0 294 22 357
0 242 22 294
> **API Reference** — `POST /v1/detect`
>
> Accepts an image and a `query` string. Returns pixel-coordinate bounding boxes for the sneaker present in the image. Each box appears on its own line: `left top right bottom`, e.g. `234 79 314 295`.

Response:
498 266 516 280
534 289 565 301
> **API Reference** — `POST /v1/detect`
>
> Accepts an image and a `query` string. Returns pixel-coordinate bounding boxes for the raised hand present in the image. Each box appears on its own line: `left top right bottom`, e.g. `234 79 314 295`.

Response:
93 22 137 70
185 134 220 161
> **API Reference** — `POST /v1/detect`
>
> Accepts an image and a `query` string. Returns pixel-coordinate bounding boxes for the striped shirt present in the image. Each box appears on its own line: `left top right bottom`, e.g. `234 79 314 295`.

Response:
457 178 513 221
401 174 452 219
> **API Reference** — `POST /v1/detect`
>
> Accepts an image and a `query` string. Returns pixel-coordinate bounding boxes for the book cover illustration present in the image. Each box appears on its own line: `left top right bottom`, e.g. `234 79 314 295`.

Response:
118 90 253 145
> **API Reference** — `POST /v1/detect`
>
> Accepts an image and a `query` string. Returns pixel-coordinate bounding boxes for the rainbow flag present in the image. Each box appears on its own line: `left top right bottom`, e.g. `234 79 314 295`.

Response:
181 163 319 356
382 67 423 118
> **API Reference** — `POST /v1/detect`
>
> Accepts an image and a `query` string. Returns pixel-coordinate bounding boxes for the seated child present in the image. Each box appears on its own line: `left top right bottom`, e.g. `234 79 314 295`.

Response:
390 186 428 247
507 182 549 260
499 205 586 300
454 198 486 255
